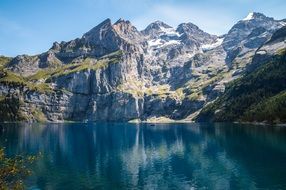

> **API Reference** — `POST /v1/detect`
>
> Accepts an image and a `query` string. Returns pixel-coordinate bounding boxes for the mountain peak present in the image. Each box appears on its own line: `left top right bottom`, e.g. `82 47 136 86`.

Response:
83 18 113 39
153 21 172 28
177 22 199 31
176 22 216 45
114 18 131 25
176 22 202 35
144 21 172 31
243 12 255 21
242 12 268 21
112 18 144 45
112 18 139 34
142 20 174 38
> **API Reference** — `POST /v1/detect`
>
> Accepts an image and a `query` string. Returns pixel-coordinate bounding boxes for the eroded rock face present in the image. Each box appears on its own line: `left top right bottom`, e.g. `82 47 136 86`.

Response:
222 12 284 65
1 13 285 122
7 55 41 76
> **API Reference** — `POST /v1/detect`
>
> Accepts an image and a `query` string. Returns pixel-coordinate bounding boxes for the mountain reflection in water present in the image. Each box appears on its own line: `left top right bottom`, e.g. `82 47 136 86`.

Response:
0 123 286 190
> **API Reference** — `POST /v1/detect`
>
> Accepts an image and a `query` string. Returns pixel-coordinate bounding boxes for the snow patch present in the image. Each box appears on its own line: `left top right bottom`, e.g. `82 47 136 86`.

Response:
147 25 181 50
148 39 163 47
202 38 224 51
280 21 286 26
163 40 181 46
160 26 181 37
243 12 254 21
148 39 181 48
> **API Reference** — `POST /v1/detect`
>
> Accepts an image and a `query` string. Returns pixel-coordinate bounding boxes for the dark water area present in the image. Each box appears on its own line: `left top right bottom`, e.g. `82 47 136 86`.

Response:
0 123 286 190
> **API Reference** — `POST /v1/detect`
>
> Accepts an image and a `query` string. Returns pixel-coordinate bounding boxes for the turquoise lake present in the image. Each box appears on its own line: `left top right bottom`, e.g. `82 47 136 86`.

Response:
0 123 286 189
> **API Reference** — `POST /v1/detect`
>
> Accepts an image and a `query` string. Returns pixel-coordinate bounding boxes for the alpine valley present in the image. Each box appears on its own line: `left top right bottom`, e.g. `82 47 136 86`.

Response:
0 12 286 123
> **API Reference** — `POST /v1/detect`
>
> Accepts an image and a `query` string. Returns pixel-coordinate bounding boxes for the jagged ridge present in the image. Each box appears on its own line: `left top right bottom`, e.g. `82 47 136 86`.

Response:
0 12 285 122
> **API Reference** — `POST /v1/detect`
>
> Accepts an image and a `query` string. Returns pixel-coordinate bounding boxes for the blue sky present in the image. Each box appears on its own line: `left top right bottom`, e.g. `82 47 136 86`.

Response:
0 0 285 56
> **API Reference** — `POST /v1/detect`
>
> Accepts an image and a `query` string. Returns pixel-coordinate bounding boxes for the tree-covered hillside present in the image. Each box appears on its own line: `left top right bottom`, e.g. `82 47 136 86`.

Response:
196 50 286 124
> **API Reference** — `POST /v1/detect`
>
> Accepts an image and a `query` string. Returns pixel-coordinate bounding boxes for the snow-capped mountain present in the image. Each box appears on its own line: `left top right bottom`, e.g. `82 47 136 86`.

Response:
223 12 283 64
0 12 285 122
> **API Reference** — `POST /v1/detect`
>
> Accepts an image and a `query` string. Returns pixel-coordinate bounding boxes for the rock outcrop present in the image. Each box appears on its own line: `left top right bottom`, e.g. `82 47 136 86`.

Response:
0 13 285 122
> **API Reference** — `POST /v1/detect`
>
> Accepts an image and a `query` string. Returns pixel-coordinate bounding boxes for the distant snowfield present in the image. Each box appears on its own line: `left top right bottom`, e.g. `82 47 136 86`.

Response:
148 25 181 48
243 12 254 21
148 39 180 48
159 26 181 37
201 38 224 51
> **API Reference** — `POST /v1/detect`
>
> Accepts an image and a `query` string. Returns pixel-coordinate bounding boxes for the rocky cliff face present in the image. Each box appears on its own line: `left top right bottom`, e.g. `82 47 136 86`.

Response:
196 26 286 123
0 13 285 122
222 12 283 65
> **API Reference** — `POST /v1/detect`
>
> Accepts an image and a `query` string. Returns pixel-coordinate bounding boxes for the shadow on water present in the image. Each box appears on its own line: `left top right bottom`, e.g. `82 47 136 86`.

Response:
0 122 286 189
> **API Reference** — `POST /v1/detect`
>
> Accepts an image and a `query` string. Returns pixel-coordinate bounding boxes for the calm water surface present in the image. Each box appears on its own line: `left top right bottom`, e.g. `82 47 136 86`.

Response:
0 123 286 190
